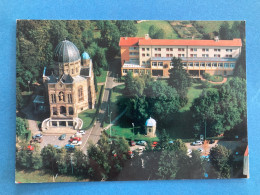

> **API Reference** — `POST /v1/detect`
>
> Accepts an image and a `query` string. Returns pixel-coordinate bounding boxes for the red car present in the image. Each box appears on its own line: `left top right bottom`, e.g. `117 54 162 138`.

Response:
151 141 158 147
130 140 136 146
27 145 34 151
69 137 81 142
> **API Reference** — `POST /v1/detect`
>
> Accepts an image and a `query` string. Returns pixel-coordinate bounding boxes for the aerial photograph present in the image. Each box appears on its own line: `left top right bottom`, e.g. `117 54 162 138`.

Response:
15 20 248 183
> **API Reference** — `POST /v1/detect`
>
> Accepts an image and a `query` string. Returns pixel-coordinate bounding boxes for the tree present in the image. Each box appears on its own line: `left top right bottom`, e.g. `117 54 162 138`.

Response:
31 143 42 170
16 117 28 137
219 22 232 40
41 144 58 173
99 21 120 59
149 25 166 39
116 20 137 37
168 57 191 102
209 145 232 178
175 150 204 179
73 150 88 176
16 143 31 169
157 149 179 179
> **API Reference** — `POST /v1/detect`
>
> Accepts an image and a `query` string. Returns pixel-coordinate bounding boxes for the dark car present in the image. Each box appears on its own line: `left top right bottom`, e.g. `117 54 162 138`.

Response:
209 139 215 144
59 134 66 140
34 137 42 143
32 133 43 139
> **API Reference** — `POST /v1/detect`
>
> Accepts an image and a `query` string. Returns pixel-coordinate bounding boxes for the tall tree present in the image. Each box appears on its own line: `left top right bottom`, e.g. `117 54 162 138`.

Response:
116 20 138 37
209 145 233 178
16 117 28 137
168 57 191 103
219 22 232 40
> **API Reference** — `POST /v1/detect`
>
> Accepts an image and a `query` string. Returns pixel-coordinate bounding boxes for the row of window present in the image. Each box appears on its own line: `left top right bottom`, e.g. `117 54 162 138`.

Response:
130 47 138 50
65 67 79 74
122 69 150 74
182 62 235 68
144 62 235 68
140 47 234 52
130 52 139 56
51 92 73 103
52 106 74 116
140 53 232 58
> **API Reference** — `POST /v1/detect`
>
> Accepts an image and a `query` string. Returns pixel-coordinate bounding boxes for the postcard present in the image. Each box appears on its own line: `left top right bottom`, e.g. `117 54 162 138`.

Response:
15 20 248 183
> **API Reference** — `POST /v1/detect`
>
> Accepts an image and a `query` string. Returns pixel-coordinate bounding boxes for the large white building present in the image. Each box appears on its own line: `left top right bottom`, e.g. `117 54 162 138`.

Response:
119 34 242 77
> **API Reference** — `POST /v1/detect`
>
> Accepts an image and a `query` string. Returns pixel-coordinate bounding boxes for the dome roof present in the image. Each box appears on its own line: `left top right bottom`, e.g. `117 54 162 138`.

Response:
82 51 90 60
53 40 80 63
145 117 156 126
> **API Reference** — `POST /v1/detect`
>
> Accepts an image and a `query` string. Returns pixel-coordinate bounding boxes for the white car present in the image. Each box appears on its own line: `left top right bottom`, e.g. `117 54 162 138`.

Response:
192 140 203 146
79 130 86 135
72 133 82 138
70 140 82 146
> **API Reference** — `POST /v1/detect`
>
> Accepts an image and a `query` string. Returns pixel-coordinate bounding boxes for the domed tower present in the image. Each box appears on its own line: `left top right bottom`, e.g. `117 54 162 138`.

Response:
145 117 157 137
53 40 81 77
82 51 91 67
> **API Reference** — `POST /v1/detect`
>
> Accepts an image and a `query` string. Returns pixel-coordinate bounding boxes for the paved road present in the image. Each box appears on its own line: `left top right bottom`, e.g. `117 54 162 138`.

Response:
80 71 114 153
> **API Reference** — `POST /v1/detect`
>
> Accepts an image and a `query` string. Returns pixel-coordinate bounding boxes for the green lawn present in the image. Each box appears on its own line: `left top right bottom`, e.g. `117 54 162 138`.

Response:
16 170 88 183
78 85 103 129
194 21 234 34
180 83 204 112
135 21 179 39
96 68 108 83
105 115 159 142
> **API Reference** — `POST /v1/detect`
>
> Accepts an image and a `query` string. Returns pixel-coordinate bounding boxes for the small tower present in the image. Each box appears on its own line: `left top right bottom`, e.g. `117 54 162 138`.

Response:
82 51 90 67
145 117 157 137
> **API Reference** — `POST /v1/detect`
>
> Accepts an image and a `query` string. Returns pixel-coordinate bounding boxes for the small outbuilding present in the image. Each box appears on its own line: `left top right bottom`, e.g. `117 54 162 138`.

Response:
145 117 157 137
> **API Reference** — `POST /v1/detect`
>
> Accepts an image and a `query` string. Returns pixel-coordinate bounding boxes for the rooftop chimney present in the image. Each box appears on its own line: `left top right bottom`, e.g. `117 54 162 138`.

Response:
145 34 150 40
214 36 219 42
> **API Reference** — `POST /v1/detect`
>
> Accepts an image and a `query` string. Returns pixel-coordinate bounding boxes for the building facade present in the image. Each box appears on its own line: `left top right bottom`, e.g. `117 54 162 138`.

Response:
42 40 95 132
119 34 242 77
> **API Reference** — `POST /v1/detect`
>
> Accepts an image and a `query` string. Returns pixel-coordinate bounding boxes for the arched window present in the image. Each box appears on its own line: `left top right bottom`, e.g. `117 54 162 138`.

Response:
58 91 64 102
78 86 84 101
60 106 66 115
71 69 74 74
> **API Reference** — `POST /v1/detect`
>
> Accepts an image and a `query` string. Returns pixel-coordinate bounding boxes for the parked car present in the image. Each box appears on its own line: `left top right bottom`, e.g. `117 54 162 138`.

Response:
209 139 215 144
69 137 81 142
65 144 75 150
191 140 203 146
151 141 158 147
72 133 82 138
79 130 86 135
59 134 66 140
135 148 144 153
136 141 147 146
33 137 42 143
187 149 192 155
198 148 204 153
32 133 43 139
168 140 174 144
27 145 34 151
53 145 62 149
130 140 136 146
70 140 82 146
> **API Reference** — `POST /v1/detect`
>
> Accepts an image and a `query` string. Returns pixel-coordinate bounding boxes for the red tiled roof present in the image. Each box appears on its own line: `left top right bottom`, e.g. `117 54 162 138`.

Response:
244 145 249 156
119 37 242 47
138 38 242 47
119 37 148 46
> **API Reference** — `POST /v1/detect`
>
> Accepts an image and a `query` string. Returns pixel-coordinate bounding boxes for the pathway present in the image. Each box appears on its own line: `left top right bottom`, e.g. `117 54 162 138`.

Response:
201 77 228 84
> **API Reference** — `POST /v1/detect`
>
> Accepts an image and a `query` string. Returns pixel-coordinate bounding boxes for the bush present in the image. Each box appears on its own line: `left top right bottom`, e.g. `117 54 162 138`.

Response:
203 73 211 80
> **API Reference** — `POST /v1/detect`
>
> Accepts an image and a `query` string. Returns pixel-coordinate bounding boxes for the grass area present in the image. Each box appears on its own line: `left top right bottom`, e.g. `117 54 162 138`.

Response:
180 83 204 112
16 170 88 183
79 85 104 129
194 21 234 34
209 75 223 82
105 115 159 142
135 21 179 39
96 68 108 83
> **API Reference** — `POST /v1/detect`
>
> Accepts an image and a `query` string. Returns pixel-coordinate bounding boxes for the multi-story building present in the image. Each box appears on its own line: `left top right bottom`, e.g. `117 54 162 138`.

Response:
119 34 242 77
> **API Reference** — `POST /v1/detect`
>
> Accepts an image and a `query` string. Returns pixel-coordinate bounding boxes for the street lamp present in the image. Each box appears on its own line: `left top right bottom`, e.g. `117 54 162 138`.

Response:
28 80 30 93
110 111 112 137
132 123 134 136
